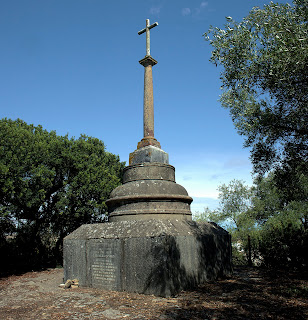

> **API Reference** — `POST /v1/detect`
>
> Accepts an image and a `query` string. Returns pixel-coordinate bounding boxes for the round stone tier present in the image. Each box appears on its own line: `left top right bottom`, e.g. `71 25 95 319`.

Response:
106 163 193 222
123 162 175 183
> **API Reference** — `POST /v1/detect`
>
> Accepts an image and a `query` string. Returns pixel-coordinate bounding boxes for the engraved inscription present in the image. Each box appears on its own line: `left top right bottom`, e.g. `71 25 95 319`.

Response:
91 243 119 289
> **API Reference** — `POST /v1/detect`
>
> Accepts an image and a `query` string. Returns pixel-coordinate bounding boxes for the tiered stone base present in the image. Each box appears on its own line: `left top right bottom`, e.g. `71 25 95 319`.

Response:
106 162 193 222
63 219 232 297
64 145 232 297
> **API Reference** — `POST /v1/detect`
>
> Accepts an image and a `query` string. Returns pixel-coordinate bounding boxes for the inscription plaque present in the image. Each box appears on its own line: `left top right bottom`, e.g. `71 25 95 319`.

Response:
90 240 121 290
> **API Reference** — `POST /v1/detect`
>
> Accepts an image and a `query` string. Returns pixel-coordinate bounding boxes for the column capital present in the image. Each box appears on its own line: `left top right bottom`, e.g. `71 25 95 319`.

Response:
137 136 161 149
139 55 158 67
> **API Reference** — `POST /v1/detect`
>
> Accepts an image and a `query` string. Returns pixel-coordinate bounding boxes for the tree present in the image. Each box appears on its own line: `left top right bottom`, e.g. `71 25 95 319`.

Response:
216 180 253 230
203 1 308 269
204 0 307 177
0 118 125 271
195 176 308 269
195 180 257 265
251 173 308 269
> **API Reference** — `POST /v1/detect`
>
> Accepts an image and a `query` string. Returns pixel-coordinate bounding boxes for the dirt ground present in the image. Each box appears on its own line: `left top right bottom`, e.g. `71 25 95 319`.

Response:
0 266 307 320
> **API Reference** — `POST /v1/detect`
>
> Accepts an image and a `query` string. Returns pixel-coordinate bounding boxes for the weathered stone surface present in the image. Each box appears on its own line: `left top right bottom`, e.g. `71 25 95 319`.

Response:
129 145 168 165
140 56 156 139
102 308 129 319
64 279 72 289
63 220 232 297
107 179 192 222
139 55 157 67
64 219 224 239
107 161 193 222
123 163 175 183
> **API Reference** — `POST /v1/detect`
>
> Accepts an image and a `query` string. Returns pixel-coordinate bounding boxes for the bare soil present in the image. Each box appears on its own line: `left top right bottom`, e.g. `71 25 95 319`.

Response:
0 266 307 320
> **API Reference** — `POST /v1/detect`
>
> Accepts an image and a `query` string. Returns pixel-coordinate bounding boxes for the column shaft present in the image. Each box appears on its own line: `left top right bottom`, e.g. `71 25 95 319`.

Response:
137 55 160 149
143 64 154 138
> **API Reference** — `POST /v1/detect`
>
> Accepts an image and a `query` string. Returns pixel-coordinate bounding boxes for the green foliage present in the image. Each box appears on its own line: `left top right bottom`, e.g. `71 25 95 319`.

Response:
0 118 125 272
196 176 307 269
195 180 259 265
250 172 308 269
258 210 308 269
217 180 253 231
195 180 253 229
204 0 308 176
252 175 308 269
231 245 248 266
194 207 220 224
203 0 308 271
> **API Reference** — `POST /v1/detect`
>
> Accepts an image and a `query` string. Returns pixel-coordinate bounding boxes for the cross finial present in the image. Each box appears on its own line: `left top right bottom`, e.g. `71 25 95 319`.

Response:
138 19 158 56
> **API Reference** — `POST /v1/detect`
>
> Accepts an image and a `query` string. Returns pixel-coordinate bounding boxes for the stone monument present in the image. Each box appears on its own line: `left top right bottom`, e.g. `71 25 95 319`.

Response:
63 19 232 297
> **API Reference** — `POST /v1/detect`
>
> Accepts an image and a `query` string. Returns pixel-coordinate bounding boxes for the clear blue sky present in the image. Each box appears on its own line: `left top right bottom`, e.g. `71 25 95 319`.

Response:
0 0 290 213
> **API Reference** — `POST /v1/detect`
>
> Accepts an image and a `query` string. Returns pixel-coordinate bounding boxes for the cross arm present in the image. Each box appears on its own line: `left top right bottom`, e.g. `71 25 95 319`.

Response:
138 22 158 35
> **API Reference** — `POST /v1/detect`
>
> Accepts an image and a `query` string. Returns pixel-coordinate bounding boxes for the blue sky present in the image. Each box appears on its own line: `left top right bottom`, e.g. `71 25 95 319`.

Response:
0 0 290 214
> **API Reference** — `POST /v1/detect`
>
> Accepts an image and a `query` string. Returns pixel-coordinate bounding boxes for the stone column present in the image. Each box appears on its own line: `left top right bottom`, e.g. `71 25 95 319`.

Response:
143 59 154 138
137 56 161 149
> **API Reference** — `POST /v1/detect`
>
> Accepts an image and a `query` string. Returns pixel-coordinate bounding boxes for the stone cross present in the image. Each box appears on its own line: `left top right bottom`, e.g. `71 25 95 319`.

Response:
138 19 158 56
137 19 161 149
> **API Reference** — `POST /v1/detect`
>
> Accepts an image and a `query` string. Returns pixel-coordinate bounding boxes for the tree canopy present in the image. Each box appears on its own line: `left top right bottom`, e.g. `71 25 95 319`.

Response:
202 1 307 269
204 0 307 176
195 180 257 266
195 176 307 269
0 118 125 271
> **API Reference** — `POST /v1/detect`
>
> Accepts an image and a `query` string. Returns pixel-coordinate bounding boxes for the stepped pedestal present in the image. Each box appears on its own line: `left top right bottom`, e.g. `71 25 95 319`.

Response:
64 145 232 296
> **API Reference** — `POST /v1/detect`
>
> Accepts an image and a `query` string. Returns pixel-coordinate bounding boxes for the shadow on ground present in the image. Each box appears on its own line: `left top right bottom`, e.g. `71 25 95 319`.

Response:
149 266 308 320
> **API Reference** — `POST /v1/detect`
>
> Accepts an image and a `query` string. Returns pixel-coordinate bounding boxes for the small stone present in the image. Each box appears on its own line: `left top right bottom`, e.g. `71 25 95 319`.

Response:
64 279 72 288
102 308 129 319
